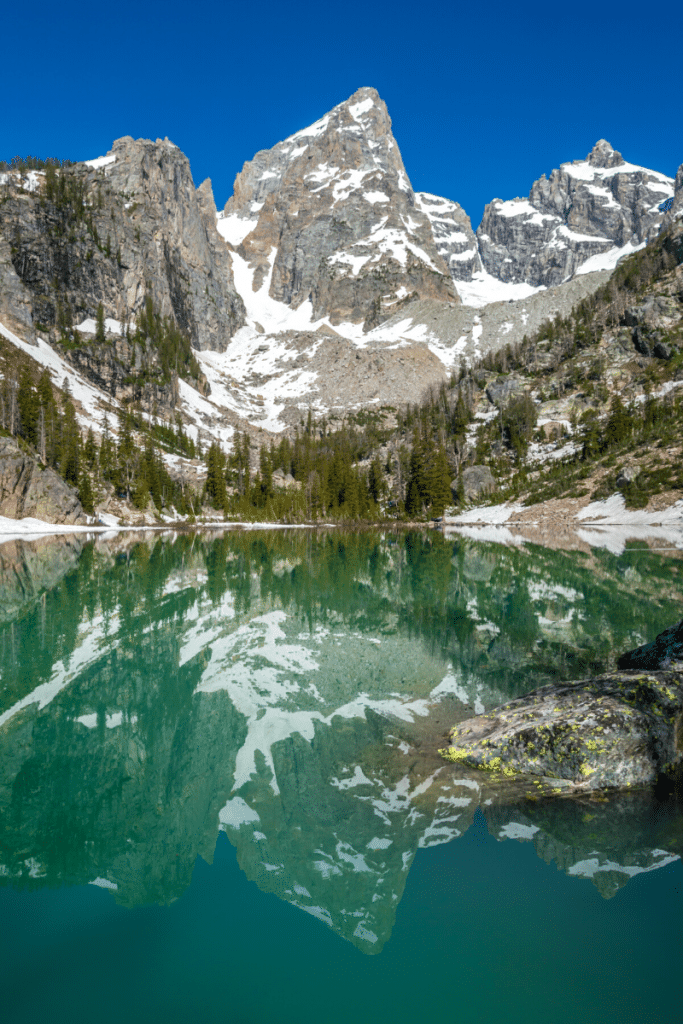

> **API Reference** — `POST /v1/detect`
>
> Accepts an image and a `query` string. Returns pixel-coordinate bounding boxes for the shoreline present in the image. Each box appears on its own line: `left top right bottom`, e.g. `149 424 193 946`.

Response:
1 490 682 553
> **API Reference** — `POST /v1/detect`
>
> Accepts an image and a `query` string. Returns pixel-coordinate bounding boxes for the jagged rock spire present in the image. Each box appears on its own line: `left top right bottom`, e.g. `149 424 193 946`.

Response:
587 139 624 168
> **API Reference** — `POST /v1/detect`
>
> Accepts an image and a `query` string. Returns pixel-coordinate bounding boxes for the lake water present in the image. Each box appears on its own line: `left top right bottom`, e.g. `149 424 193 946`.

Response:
1 529 682 1023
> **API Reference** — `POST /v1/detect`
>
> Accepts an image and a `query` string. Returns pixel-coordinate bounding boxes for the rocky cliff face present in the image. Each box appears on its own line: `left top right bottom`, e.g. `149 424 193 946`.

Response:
0 435 86 524
1 98 679 450
477 140 675 287
0 138 245 352
219 87 458 327
414 191 481 281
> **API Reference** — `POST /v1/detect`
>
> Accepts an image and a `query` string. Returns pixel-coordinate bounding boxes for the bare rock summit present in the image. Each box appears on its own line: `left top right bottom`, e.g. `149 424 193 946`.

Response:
219 87 461 327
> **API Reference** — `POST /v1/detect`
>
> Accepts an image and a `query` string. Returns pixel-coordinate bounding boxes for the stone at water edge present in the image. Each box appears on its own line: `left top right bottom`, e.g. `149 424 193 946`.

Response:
439 671 683 792
454 465 497 503
618 619 683 670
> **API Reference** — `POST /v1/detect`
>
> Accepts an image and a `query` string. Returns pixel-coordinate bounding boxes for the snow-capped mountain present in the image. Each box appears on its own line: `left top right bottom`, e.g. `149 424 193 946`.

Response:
477 139 675 287
0 87 680 448
218 87 458 327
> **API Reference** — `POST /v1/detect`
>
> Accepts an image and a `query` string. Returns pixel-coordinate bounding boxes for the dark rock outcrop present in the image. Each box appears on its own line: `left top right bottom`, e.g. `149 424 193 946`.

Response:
486 376 526 408
0 435 86 524
440 670 683 792
618 619 683 670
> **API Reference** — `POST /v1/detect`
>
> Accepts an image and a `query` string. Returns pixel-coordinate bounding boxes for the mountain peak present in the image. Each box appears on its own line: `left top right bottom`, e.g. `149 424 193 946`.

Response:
587 139 624 168
219 87 457 324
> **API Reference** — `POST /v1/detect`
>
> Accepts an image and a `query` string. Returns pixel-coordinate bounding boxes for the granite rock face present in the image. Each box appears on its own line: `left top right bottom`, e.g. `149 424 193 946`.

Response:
0 435 87 524
440 670 683 791
0 230 36 343
477 140 676 287
219 87 458 327
414 192 481 282
0 139 246 352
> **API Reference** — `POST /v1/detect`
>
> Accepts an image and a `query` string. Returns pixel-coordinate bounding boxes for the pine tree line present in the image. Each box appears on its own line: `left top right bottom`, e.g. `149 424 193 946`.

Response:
0 156 73 173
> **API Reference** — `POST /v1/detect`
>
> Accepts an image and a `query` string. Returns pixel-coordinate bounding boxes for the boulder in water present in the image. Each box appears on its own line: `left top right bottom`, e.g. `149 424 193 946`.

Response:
440 670 683 792
617 619 683 670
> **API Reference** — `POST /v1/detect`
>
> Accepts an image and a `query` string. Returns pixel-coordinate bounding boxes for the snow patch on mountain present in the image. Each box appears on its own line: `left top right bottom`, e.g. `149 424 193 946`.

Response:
574 240 646 276
454 272 545 307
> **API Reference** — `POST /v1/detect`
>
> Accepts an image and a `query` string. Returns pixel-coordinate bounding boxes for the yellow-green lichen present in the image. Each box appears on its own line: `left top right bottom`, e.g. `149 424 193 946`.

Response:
439 746 470 764
579 762 596 777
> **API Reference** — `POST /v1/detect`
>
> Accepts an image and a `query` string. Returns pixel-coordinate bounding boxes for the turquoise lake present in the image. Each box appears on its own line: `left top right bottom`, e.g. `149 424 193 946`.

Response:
1 529 682 1023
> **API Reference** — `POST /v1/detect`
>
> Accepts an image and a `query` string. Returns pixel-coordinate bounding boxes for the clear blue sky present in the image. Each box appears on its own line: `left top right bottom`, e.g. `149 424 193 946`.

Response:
4 0 681 229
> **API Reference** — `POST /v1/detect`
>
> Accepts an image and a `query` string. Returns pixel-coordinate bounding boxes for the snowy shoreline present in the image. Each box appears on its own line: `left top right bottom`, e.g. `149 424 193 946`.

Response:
2 492 682 555
0 514 324 544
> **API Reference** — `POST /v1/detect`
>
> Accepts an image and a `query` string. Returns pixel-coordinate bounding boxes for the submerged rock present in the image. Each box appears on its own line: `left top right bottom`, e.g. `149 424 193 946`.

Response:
618 619 683 670
440 670 683 792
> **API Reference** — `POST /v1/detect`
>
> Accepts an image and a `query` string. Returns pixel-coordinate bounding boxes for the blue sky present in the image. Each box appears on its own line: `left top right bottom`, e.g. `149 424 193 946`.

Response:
4 0 681 228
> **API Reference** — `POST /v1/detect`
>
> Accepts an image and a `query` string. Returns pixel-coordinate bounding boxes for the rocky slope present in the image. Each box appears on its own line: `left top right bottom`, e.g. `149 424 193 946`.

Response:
477 140 675 287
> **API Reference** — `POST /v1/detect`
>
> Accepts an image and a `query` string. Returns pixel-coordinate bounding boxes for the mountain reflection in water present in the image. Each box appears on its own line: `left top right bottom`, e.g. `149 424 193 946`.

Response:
0 529 682 953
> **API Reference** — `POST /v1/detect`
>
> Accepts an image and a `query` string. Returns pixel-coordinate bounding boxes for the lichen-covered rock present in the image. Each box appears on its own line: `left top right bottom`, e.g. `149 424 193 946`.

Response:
617 619 683 670
440 670 683 791
0 435 87 524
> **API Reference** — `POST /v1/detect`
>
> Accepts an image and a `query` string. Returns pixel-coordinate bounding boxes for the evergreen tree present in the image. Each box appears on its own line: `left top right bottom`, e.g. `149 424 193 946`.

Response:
117 413 136 498
604 394 632 449
78 471 95 514
405 477 422 517
60 398 80 486
84 427 97 468
367 457 385 504
99 414 115 482
426 447 452 516
205 441 227 508
17 366 39 446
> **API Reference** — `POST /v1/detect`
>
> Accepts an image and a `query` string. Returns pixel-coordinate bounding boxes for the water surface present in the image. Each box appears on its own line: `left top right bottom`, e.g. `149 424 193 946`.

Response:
1 529 681 1022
